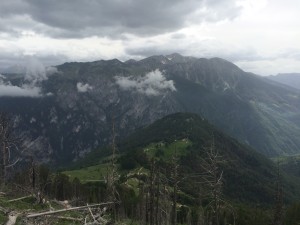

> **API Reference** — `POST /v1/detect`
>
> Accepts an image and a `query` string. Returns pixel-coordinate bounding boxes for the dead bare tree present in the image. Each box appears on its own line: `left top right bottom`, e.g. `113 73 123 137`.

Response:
105 118 120 221
145 160 172 225
170 151 180 225
200 140 225 225
155 165 161 225
0 113 21 188
0 113 10 187
148 158 156 225
272 161 284 225
160 173 172 225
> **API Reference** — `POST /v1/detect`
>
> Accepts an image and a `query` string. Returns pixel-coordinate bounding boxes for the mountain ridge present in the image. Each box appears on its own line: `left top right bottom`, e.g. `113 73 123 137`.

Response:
1 53 300 164
268 73 300 90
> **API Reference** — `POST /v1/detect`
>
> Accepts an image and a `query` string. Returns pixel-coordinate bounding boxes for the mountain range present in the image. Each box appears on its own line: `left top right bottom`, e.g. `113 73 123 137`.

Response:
268 73 300 90
1 53 300 165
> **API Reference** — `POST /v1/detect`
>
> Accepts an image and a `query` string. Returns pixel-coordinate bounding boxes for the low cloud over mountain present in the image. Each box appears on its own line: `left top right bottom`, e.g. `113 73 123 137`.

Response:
115 69 176 96
0 79 42 97
77 82 93 93
0 58 57 97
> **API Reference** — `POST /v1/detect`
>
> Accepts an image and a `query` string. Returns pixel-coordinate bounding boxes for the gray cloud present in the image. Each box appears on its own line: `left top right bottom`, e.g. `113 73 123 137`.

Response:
126 46 179 59
170 33 187 40
1 1 298 76
25 57 47 83
0 52 66 73
190 0 242 22
0 0 243 38
125 38 268 63
277 48 300 60
3 57 57 80
115 69 176 96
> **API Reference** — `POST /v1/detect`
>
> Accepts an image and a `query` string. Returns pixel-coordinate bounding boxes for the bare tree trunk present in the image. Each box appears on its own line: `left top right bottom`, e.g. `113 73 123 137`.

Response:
273 162 284 225
0 113 21 189
145 189 149 224
172 179 177 225
0 114 9 187
155 167 160 225
200 139 225 225
171 155 179 225
1 142 7 187
149 159 156 225
105 118 120 222
30 158 36 190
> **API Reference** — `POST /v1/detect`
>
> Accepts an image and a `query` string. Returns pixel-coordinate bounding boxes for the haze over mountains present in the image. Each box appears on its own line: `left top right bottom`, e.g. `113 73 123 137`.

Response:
268 73 300 90
1 53 300 165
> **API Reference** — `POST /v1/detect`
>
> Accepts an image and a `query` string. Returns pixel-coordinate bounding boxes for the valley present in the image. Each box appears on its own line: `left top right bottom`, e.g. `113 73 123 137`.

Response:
1 0 300 224
1 55 300 224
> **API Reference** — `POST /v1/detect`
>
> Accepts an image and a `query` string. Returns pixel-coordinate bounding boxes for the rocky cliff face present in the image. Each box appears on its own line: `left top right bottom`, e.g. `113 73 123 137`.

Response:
1 53 300 164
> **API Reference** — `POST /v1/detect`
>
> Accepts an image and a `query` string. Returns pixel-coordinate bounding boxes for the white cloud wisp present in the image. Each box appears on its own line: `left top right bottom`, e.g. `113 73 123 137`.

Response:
0 80 42 97
115 69 176 96
0 58 57 97
77 82 93 93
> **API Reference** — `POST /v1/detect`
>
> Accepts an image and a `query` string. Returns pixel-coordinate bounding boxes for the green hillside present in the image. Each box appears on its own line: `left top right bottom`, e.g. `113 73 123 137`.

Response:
272 154 300 178
3 113 300 224
70 113 300 204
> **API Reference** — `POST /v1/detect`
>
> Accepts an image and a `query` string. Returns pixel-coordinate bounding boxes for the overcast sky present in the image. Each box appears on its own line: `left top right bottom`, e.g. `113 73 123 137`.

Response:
0 0 299 76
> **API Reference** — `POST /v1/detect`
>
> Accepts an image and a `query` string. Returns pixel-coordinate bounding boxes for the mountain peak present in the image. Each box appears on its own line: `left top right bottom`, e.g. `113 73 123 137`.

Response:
166 53 197 63
124 59 137 64
166 52 183 59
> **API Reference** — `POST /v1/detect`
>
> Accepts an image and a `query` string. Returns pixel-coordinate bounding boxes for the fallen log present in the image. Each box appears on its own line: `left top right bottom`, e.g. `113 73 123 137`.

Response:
8 195 33 203
47 215 82 222
27 202 115 218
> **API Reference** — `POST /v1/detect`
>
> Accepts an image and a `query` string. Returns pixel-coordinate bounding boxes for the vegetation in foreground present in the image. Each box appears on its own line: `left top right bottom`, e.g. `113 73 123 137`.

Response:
1 112 300 224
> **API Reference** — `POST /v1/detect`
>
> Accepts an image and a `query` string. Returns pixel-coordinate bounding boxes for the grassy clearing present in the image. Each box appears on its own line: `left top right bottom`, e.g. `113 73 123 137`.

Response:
63 139 191 184
63 163 112 183
143 139 192 160
271 154 300 165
